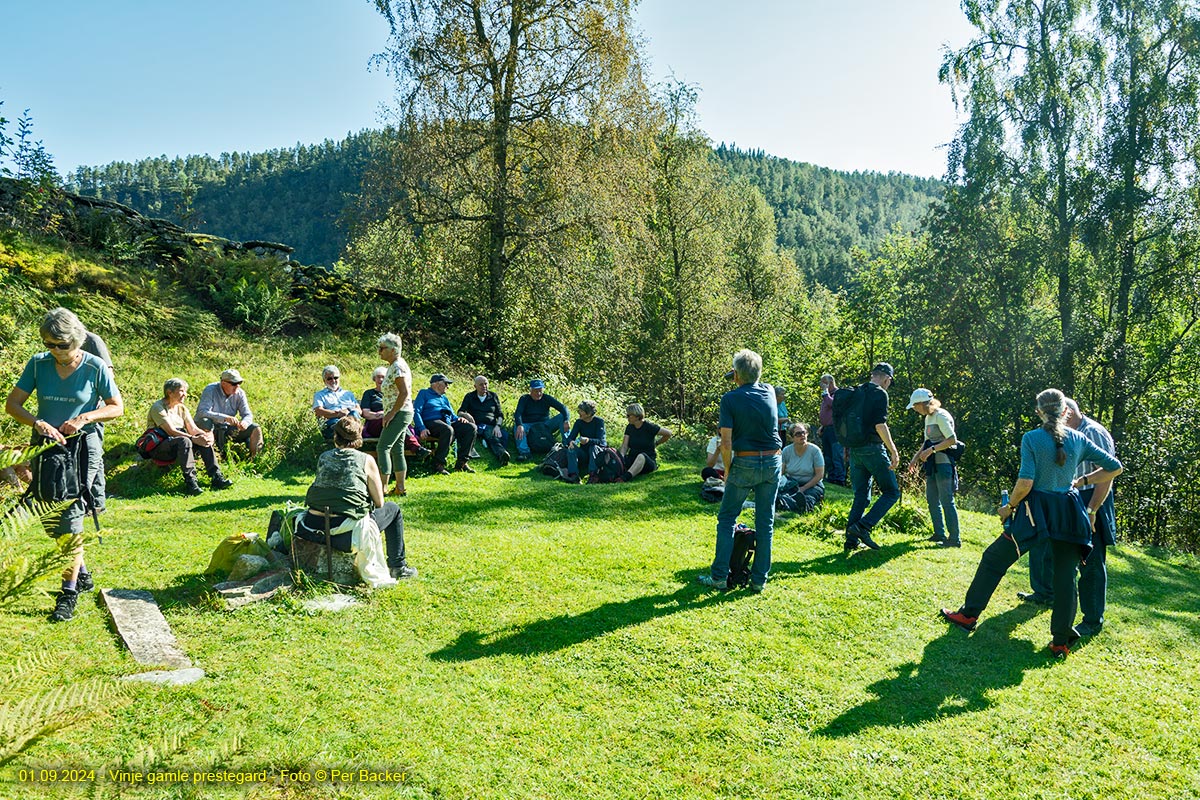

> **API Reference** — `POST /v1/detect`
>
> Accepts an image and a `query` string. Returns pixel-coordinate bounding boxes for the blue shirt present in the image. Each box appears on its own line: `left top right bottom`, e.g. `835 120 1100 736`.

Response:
719 382 781 453
15 351 120 429
197 382 254 428
412 387 457 433
566 417 607 447
1018 427 1121 492
312 387 360 417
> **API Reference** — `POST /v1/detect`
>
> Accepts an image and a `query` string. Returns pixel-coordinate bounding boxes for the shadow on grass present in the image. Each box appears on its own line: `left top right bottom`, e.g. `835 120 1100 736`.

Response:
1106 547 1200 638
153 571 218 610
430 570 741 662
815 603 1044 737
769 538 925 577
190 494 294 513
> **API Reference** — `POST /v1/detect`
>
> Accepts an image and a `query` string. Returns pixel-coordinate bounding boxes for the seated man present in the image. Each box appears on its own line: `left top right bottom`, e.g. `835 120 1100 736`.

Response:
459 375 510 465
619 403 672 482
196 368 264 457
312 365 362 440
563 400 606 483
513 379 570 461
777 422 825 513
413 373 478 475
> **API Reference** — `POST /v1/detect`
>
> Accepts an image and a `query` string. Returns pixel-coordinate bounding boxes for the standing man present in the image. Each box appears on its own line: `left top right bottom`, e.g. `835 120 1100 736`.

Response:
458 375 510 465
513 379 570 462
413 374 478 475
844 363 901 551
818 373 846 486
312 365 362 440
196 368 264 458
1019 398 1117 636
697 349 782 593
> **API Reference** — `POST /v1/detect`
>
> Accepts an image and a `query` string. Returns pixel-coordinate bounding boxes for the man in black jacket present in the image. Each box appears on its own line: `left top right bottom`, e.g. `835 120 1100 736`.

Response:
458 375 510 466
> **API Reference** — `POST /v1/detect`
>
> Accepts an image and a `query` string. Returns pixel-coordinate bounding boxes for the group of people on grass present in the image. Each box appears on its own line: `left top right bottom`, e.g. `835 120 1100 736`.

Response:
6 310 1124 658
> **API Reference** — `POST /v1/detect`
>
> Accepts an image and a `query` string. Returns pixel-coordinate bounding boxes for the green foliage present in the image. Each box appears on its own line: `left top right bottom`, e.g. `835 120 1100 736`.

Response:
0 443 75 609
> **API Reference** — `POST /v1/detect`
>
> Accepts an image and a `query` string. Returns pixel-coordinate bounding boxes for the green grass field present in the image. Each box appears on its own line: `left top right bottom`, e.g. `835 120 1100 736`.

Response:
2 445 1198 799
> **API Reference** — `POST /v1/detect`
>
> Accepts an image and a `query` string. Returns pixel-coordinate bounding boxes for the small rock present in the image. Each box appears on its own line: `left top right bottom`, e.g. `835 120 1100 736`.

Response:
229 554 271 581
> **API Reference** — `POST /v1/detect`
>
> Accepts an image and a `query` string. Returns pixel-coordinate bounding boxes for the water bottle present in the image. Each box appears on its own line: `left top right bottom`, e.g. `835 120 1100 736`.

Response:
1000 489 1009 508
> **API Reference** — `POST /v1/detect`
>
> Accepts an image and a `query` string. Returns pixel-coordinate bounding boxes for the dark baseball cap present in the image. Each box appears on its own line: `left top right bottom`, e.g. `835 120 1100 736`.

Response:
430 373 453 385
870 362 895 378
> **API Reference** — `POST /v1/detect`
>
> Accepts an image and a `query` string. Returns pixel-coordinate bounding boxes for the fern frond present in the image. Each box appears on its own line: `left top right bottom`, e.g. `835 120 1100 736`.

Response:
0 666 128 767
0 441 51 471
1 496 73 541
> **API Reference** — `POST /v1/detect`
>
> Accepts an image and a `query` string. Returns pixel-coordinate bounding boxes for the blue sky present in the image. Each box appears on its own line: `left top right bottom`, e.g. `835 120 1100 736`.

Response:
0 1 975 178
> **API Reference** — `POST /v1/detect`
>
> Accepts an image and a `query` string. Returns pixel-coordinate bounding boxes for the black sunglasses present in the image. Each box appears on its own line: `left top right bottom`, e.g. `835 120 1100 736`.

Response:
43 341 73 350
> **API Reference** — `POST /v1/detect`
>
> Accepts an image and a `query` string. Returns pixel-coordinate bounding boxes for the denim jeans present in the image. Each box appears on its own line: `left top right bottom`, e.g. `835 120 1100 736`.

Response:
515 413 566 456
820 425 845 484
848 444 900 531
566 442 599 477
925 463 960 543
711 454 781 586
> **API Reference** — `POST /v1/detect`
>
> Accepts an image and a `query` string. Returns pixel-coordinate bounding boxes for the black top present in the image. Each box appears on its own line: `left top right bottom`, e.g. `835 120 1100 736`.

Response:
860 381 889 444
459 390 504 426
514 393 569 426
624 421 663 462
566 417 607 447
361 388 384 413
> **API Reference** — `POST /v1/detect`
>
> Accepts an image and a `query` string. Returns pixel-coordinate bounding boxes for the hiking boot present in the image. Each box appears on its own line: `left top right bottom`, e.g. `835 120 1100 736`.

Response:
431 463 451 476
749 582 765 594
844 533 859 551
211 472 233 490
390 565 418 580
696 574 728 590
928 534 948 543
856 526 881 550
1075 621 1103 637
76 571 94 593
940 608 978 632
1016 591 1053 606
455 461 475 473
51 589 79 622
1049 643 1072 658
498 448 511 466
939 539 962 548
182 471 204 496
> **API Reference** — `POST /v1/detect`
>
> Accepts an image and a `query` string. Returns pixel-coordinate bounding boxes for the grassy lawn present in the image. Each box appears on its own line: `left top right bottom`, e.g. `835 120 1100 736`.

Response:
1 449 1198 799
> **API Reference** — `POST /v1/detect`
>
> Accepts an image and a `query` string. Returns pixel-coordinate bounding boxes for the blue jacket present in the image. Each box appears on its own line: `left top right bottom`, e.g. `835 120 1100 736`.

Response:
412 388 457 434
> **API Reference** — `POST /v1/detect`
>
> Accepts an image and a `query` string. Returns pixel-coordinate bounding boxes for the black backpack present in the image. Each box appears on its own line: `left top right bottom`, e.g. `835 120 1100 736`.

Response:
727 523 757 588
832 383 872 448
540 443 569 479
588 447 624 484
29 434 86 505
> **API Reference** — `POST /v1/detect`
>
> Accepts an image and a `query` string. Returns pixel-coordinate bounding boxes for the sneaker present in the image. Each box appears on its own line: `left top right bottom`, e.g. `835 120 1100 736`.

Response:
211 473 233 490
1049 643 1071 658
76 571 94 593
749 582 765 594
498 449 511 466
51 589 79 622
431 462 451 476
468 446 482 459
928 534 948 543
417 447 433 462
390 565 418 580
940 608 978 632
939 539 962 548
1016 591 1053 606
455 461 475 473
696 574 728 590
858 531 881 550
183 478 204 496
1075 621 1103 637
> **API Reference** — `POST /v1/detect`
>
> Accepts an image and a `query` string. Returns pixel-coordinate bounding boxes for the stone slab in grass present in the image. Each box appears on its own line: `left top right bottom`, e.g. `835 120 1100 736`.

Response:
100 588 192 669
121 667 206 686
215 569 293 610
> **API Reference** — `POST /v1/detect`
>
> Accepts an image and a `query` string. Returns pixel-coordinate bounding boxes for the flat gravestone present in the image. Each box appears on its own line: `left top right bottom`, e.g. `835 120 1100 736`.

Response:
121 667 206 686
101 589 192 669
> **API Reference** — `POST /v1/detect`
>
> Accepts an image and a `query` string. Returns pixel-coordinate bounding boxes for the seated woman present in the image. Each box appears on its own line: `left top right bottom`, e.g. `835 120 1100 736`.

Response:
619 403 672 482
777 422 825 513
146 378 231 495
295 417 417 585
702 432 725 481
563 400 606 483
361 366 387 439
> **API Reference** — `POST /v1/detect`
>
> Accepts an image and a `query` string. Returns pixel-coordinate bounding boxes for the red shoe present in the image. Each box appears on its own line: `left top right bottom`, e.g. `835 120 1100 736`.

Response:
940 608 978 632
1049 643 1071 658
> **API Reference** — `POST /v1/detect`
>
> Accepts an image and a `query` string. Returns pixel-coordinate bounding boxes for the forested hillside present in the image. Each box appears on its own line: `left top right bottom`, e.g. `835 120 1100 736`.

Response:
66 135 941 276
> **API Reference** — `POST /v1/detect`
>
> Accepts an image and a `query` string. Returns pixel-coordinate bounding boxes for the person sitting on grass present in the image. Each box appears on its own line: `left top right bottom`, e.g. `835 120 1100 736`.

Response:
619 403 671 482
146 378 232 496
563 400 606 483
513 379 570 461
702 432 726 481
459 375 510 465
413 373 478 475
295 417 417 584
312 365 361 440
777 422 825 513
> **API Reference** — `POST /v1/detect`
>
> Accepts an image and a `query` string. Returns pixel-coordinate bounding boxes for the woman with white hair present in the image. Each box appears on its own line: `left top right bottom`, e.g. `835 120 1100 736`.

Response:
5 307 124 623
361 365 389 439
375 333 414 496
941 388 1122 658
905 388 961 547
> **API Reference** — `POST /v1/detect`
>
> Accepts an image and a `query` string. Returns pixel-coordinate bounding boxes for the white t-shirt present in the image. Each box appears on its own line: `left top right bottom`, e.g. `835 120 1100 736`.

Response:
706 435 725 471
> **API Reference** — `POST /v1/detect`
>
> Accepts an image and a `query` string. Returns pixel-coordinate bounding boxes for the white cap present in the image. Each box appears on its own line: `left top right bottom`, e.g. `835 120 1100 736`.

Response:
906 388 934 410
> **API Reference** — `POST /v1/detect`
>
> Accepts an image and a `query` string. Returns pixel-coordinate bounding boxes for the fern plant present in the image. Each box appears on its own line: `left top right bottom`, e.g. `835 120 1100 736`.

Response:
0 442 77 609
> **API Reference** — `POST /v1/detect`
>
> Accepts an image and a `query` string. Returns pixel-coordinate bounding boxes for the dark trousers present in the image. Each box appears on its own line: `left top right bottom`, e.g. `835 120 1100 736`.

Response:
820 425 846 484
847 444 900 531
149 436 219 477
426 419 477 467
962 535 1081 645
300 502 407 569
